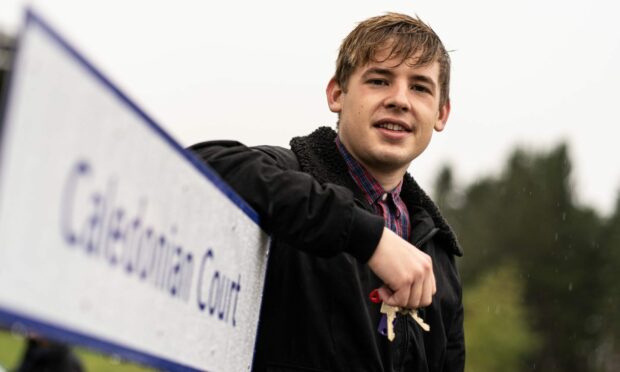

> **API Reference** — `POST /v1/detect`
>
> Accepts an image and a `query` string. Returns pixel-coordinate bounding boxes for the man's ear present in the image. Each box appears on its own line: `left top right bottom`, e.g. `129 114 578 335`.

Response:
434 99 451 132
326 77 343 113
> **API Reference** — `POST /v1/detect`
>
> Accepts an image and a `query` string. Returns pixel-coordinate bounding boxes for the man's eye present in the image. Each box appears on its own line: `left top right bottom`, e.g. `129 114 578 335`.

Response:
412 85 430 93
368 79 388 86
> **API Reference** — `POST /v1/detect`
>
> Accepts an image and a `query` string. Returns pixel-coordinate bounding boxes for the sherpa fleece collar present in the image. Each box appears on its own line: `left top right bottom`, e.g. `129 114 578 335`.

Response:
290 126 463 257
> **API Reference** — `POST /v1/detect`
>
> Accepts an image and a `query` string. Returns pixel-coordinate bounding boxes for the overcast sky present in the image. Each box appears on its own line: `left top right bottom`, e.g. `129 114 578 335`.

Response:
1 0 619 215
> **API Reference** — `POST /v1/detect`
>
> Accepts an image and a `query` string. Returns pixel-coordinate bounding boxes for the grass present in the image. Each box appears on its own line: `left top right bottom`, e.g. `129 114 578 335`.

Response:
0 330 25 371
0 329 155 372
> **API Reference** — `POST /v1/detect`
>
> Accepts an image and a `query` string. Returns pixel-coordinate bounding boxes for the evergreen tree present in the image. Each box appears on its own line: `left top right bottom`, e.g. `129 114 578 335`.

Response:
436 143 607 371
597 193 620 371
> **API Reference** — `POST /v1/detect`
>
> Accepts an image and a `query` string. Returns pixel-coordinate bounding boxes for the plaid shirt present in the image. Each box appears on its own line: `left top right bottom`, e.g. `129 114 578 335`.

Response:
336 137 411 241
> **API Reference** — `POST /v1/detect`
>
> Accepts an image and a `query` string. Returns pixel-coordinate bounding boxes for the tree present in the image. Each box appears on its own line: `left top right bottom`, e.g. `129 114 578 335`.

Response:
596 192 620 371
437 143 607 371
464 263 540 372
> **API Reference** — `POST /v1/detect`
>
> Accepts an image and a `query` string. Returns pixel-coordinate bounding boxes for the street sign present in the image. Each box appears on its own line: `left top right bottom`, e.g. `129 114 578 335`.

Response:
0 9 269 372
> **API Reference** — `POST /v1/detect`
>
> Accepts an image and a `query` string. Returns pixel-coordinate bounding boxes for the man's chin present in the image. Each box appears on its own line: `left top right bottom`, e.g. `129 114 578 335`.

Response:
367 153 413 172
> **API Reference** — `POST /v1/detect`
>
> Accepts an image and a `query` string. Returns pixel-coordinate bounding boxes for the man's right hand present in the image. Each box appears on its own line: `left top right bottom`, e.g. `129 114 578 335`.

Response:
367 227 436 309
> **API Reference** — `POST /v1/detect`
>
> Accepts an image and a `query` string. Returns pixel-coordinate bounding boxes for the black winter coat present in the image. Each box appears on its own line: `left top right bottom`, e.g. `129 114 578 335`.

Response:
189 127 465 372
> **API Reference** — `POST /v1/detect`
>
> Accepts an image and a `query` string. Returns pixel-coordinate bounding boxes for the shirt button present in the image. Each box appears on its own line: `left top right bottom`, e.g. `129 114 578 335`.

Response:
381 193 388 201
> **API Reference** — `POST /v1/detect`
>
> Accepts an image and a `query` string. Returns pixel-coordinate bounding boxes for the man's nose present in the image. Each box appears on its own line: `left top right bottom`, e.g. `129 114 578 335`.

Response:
384 82 411 112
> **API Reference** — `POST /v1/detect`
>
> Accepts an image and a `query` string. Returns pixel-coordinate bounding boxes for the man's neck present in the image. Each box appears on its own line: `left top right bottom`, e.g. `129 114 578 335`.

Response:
334 135 408 192
364 165 407 192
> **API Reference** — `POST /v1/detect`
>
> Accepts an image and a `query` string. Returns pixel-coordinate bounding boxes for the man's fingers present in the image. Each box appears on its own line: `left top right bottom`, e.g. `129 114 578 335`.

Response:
381 284 411 307
425 258 436 306
411 251 434 308
368 228 438 309
420 275 434 307
408 276 424 308
377 285 394 303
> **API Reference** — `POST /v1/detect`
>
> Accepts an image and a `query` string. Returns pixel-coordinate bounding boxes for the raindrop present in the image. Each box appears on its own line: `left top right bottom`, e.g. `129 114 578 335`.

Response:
568 282 573 291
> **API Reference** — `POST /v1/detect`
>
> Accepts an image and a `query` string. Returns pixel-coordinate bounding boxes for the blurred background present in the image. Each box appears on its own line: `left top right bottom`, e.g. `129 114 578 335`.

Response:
0 0 619 371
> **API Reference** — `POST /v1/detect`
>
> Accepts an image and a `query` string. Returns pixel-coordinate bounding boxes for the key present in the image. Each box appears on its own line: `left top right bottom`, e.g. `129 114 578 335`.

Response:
370 289 392 339
380 303 398 341
370 288 429 340
403 308 430 332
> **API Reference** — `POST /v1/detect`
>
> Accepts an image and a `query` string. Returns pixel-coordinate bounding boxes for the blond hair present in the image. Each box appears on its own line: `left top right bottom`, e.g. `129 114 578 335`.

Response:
335 13 451 108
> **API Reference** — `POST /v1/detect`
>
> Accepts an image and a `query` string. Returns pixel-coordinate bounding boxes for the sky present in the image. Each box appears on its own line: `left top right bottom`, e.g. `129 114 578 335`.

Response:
1 0 619 216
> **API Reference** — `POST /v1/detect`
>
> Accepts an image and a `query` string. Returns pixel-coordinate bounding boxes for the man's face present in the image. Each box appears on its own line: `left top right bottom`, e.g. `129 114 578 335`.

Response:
327 48 450 178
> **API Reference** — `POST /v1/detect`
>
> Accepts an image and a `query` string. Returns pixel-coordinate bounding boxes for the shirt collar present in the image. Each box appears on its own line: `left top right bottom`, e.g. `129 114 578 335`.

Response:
335 136 403 205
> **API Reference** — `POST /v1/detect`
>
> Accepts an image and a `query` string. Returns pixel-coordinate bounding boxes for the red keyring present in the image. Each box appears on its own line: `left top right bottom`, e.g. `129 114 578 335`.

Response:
369 288 381 304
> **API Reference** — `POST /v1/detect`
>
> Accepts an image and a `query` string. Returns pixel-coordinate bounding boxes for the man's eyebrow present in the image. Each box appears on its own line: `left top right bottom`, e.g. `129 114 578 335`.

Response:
362 67 437 90
361 67 394 78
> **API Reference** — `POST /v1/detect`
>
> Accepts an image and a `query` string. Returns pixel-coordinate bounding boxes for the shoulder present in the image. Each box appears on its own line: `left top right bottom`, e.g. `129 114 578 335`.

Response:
187 141 300 171
252 145 299 171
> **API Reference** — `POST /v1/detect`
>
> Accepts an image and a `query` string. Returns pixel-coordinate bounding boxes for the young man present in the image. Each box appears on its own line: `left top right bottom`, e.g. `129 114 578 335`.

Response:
190 12 464 372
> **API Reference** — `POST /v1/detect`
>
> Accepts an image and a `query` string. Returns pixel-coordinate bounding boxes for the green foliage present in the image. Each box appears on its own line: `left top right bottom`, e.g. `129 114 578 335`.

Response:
0 329 154 372
437 143 615 371
0 329 26 370
464 263 540 372
597 193 620 367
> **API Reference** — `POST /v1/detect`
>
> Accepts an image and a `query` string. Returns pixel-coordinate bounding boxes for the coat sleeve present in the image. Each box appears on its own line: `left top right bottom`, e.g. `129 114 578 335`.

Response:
187 140 385 262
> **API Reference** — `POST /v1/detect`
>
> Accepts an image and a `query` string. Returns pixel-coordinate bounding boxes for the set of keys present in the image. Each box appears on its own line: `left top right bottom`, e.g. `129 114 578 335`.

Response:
370 289 430 341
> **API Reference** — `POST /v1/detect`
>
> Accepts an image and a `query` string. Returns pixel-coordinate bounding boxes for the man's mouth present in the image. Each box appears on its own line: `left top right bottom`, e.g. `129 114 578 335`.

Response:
374 120 411 132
